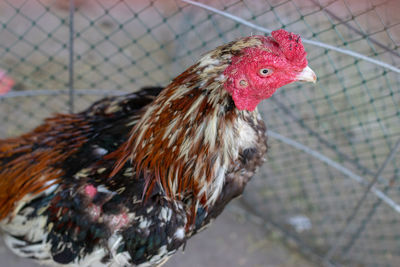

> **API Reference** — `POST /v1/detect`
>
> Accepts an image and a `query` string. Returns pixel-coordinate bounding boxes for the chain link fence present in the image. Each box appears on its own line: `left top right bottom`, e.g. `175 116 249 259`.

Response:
0 0 399 266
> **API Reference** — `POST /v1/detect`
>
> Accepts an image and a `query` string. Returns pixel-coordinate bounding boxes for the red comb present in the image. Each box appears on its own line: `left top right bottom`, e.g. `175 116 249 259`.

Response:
271 29 307 68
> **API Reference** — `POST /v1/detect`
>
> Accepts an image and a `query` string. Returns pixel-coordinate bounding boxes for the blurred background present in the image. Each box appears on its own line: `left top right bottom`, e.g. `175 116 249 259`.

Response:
0 0 399 266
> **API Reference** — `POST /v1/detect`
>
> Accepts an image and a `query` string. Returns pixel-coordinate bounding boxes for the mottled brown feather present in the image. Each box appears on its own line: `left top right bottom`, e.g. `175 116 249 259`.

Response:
0 114 90 219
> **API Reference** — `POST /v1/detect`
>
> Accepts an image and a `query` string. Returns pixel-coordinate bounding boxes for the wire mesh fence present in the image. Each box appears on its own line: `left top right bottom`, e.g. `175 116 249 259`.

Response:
0 0 399 266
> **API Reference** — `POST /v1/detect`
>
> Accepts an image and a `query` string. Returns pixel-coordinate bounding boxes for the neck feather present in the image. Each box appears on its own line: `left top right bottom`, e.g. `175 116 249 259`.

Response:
111 57 254 211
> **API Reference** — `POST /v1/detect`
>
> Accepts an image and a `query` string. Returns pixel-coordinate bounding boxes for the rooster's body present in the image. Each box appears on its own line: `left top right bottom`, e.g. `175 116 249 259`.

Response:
0 30 315 266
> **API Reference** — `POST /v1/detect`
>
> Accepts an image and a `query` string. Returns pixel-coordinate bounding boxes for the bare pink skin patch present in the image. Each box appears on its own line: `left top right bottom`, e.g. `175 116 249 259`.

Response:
83 184 129 229
84 185 98 198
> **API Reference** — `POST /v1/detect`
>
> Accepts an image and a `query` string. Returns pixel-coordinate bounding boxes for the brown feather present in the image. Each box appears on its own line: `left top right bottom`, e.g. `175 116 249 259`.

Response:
107 50 242 221
0 114 90 219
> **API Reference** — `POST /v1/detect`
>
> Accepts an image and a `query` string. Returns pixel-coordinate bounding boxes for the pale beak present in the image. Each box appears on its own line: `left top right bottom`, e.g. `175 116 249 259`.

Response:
296 66 317 83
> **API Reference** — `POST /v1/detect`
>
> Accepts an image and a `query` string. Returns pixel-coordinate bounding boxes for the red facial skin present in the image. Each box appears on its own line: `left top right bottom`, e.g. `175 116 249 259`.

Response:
224 29 308 111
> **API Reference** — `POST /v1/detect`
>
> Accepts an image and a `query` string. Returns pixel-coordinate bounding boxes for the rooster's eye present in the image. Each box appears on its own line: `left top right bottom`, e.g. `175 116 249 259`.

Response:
259 68 272 76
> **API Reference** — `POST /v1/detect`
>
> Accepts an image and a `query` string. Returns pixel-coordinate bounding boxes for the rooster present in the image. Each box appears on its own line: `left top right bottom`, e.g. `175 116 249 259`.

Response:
0 29 316 266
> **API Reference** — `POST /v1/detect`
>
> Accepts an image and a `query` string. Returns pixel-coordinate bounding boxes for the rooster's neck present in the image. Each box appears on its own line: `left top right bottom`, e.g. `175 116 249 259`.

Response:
113 55 261 222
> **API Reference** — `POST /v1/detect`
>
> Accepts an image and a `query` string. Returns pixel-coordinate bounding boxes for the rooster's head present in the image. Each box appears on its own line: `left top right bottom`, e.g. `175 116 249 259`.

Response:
223 29 316 111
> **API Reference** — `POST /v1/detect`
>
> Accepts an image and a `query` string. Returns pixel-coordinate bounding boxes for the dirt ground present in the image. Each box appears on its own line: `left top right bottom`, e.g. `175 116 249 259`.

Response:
0 201 314 267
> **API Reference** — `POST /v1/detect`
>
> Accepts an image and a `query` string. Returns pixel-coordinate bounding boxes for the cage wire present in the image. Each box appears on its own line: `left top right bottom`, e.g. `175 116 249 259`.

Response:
0 0 399 266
